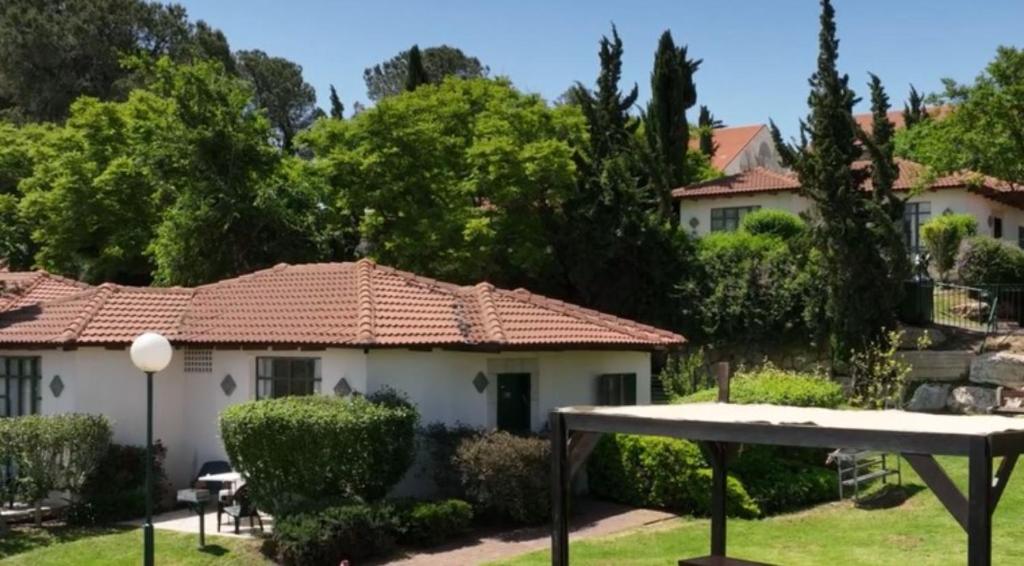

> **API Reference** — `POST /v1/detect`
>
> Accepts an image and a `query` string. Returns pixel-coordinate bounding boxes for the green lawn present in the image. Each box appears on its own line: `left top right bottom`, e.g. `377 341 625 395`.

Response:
492 457 1020 565
0 525 270 565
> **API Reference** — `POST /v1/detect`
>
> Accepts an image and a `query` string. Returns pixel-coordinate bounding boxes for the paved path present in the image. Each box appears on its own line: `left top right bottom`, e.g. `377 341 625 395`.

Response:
377 499 677 565
124 508 273 538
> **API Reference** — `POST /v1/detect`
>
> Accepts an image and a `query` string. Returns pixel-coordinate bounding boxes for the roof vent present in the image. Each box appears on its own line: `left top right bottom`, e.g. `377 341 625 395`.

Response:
184 348 213 374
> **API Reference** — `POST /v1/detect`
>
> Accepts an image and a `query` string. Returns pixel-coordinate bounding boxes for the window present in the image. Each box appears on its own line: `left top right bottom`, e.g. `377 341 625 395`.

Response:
710 206 760 232
993 217 1003 239
903 202 931 254
256 357 321 399
0 356 41 417
596 373 636 406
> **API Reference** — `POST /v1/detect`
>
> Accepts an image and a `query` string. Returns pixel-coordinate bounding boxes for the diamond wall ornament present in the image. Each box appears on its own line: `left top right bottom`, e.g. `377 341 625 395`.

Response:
49 375 64 398
473 371 489 393
334 377 352 396
220 374 236 396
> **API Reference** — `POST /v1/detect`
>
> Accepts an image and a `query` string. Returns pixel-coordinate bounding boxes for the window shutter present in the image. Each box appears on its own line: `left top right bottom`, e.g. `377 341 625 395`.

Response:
623 374 637 405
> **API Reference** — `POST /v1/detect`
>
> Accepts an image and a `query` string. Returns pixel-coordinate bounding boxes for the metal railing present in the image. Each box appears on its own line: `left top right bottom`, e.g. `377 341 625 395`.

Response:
931 282 999 333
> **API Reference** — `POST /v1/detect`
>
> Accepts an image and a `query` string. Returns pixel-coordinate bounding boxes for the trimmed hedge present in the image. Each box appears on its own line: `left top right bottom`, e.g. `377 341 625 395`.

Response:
678 366 843 408
269 498 473 565
739 209 807 240
67 442 174 525
922 213 977 280
220 395 419 516
956 235 1024 286
588 434 760 518
453 431 550 525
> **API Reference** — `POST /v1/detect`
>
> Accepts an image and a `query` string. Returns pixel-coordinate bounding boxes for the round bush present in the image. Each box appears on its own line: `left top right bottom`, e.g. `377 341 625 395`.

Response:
956 235 1024 286
921 213 977 280
739 209 806 240
220 395 418 515
678 366 843 408
453 431 549 525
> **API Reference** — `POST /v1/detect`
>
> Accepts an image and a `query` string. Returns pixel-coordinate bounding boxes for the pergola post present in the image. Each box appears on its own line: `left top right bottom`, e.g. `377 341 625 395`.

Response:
707 442 728 557
968 438 992 566
551 411 570 566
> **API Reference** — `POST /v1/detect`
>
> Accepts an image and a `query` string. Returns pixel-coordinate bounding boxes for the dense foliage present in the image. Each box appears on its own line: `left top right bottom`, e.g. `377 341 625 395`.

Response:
658 347 713 399
219 395 419 516
363 44 489 101
956 236 1024 286
739 209 807 240
678 365 844 408
921 213 977 280
453 431 550 525
396 498 474 547
67 442 173 525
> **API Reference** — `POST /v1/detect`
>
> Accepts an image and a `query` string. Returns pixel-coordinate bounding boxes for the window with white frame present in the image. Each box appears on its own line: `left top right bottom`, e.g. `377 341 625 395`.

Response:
256 357 321 399
710 206 760 232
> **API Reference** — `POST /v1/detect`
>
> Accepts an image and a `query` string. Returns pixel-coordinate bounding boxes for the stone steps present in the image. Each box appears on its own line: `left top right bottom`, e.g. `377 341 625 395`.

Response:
898 350 974 382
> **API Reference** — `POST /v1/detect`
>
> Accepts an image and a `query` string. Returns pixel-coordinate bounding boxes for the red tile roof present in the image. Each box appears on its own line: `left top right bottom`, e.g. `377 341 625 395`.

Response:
688 124 765 171
673 159 1024 208
852 106 952 135
0 261 684 350
0 271 92 312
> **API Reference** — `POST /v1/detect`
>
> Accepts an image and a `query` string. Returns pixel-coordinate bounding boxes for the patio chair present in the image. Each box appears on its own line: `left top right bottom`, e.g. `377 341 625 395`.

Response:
194 460 233 530
221 484 263 535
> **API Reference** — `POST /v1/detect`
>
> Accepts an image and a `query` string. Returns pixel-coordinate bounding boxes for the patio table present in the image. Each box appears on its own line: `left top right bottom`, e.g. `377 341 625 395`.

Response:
550 403 1024 566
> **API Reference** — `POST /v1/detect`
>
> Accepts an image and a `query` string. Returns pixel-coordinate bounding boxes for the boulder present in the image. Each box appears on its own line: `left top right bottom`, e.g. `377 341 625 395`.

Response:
970 351 1024 388
898 326 946 350
952 300 989 321
946 386 998 414
906 384 950 412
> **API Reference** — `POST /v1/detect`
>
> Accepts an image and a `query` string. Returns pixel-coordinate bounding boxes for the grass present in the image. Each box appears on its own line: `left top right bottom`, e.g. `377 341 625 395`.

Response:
0 525 270 565
491 456 1020 565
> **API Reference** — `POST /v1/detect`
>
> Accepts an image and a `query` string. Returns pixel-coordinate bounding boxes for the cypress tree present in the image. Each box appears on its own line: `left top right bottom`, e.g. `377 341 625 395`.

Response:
644 30 701 220
697 105 722 158
329 84 344 119
405 45 429 92
902 84 929 129
771 0 905 364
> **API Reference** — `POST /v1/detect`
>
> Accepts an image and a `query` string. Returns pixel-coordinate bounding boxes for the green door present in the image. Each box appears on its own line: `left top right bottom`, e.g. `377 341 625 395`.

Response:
497 373 531 434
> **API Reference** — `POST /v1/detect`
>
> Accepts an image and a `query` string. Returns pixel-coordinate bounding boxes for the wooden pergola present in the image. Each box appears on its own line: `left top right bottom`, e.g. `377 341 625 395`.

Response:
550 403 1024 566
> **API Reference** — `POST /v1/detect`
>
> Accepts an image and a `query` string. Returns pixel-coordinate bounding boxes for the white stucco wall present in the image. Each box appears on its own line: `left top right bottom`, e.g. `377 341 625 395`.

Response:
722 127 785 175
18 345 651 488
680 187 1024 244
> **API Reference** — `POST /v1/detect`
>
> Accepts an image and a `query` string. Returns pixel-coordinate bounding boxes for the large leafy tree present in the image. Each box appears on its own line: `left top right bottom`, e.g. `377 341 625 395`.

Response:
236 50 321 152
0 0 231 123
644 30 700 220
771 0 905 361
363 45 489 101
896 46 1024 188
299 77 582 287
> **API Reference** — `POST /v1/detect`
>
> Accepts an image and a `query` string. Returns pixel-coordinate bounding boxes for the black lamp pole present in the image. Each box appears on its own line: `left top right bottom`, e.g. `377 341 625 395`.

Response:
144 370 154 566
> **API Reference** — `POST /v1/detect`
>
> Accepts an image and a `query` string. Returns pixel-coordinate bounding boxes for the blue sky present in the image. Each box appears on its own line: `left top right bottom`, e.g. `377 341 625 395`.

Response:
173 1 1023 136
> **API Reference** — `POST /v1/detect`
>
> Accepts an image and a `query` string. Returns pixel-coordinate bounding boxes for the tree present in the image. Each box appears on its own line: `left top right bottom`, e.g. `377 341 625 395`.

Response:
771 0 905 363
644 30 701 220
895 46 1024 189
921 214 977 280
298 77 582 287
902 84 929 129
236 50 320 152
0 0 231 122
329 85 345 119
404 45 430 92
363 45 488 101
697 105 723 157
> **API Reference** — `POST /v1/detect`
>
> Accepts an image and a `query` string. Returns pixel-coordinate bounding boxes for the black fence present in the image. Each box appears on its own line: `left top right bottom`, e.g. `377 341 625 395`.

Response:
902 280 1024 333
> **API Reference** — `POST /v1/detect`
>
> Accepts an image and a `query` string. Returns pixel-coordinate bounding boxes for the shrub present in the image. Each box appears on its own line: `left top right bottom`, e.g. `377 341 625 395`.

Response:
270 501 400 566
678 365 843 408
921 213 977 280
420 422 484 497
956 235 1024 285
220 394 419 516
453 431 549 525
587 435 760 518
739 209 806 240
658 347 712 400
1 414 111 525
396 498 473 547
67 442 173 525
728 446 836 514
847 330 911 410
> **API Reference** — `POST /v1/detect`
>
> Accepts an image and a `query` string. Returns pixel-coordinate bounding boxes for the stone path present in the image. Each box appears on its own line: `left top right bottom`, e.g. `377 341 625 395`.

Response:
376 499 677 566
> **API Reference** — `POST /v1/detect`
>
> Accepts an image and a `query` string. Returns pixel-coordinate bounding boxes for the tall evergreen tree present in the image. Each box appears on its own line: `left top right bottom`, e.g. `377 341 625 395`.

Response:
902 84 929 128
570 25 639 161
329 84 344 119
405 45 429 92
697 105 722 158
644 30 700 220
771 0 905 363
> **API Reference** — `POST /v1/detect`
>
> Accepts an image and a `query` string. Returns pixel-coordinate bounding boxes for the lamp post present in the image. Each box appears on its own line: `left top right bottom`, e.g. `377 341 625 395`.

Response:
130 332 173 566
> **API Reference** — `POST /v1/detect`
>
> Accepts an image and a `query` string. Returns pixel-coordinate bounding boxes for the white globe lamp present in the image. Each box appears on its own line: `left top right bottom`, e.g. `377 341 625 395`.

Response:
131 332 172 373
130 331 171 566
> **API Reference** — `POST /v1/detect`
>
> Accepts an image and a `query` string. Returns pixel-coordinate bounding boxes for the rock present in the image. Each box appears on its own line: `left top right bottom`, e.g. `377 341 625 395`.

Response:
898 350 973 382
946 386 998 414
970 351 1024 388
898 326 946 350
952 300 990 321
906 384 950 412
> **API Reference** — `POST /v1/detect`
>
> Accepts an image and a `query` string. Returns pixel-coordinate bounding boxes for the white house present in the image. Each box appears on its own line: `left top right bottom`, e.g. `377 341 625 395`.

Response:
674 159 1024 252
689 124 785 175
0 261 684 486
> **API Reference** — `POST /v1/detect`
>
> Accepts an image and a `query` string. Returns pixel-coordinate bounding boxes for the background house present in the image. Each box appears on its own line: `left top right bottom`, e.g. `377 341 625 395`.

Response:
690 124 784 175
0 260 683 487
674 159 1024 252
